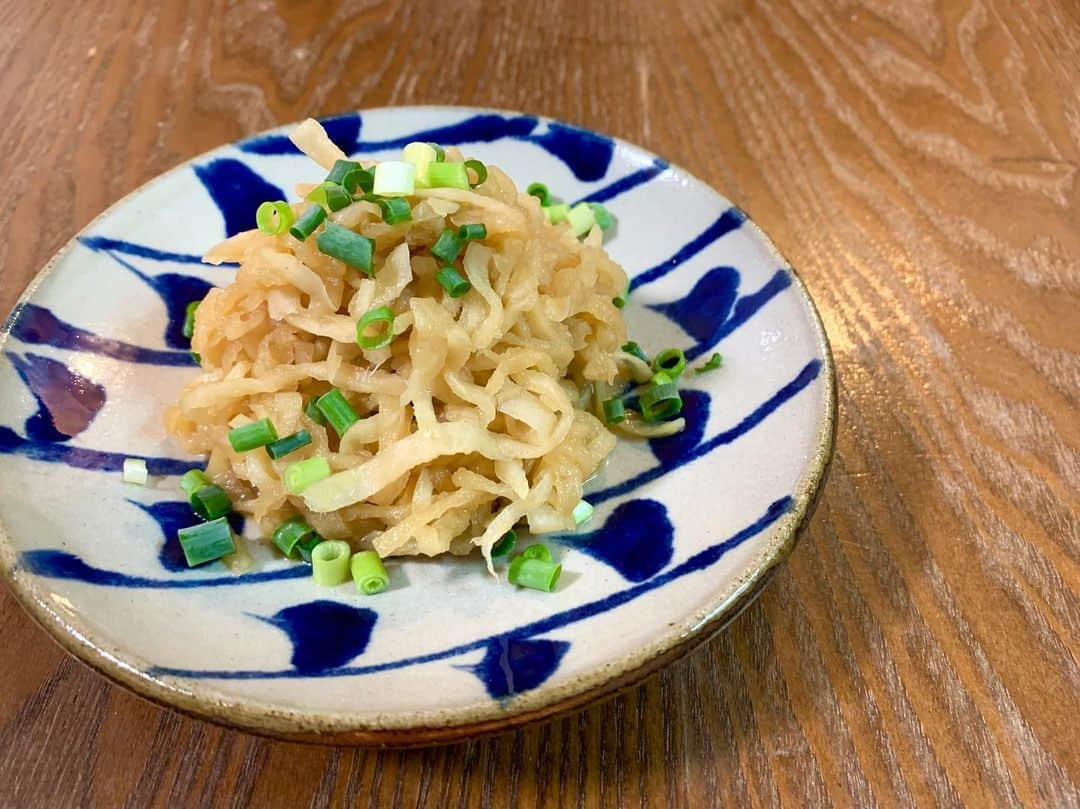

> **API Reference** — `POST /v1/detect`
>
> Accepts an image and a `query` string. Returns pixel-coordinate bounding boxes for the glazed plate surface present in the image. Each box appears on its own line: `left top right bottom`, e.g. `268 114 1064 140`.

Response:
0 107 834 744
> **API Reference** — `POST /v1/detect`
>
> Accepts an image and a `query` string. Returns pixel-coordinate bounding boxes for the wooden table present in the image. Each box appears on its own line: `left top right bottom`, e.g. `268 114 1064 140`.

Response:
1 1 1076 805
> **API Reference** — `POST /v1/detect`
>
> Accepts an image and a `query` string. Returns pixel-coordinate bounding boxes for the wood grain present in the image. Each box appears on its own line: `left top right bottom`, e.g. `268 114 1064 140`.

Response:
0 0 1077 805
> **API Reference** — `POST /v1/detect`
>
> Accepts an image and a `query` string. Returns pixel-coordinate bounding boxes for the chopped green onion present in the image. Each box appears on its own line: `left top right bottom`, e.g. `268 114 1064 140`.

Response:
326 159 362 185
567 202 597 237
182 301 199 340
602 397 627 424
297 533 323 563
180 469 211 498
435 266 471 298
621 341 648 363
266 430 312 460
342 167 374 194
457 223 487 242
305 181 352 212
403 142 438 184
177 517 235 567
640 382 683 422
522 543 552 562
312 540 352 586
227 418 278 452
356 306 395 350
613 281 629 309
543 203 570 224
304 398 327 424
317 222 375 275
429 143 446 162
373 196 412 224
464 159 488 186
508 556 562 592
491 530 517 558
588 202 615 231
315 389 359 436
351 550 389 594
272 515 314 558
284 456 331 494
372 161 416 196
526 182 551 206
695 353 724 374
431 228 463 263
255 201 295 235
426 161 469 189
652 348 687 379
191 352 201 365
572 499 594 526
289 205 327 241
122 458 148 485
191 484 232 520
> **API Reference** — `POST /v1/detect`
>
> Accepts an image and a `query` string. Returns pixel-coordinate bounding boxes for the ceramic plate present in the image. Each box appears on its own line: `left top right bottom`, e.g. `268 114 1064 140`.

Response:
0 106 834 745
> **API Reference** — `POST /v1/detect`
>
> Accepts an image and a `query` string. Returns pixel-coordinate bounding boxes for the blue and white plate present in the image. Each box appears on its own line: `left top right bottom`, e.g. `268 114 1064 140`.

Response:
0 107 834 744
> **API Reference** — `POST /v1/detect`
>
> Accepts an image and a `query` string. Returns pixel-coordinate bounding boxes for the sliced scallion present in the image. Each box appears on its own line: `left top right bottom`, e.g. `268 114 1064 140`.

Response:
227 418 278 452
526 182 551 206
256 201 295 235
543 203 570 224
508 556 562 592
305 181 352 212
343 167 374 195
652 348 687 379
464 159 487 186
403 141 438 184
429 143 446 162
177 517 235 567
351 550 389 595
613 281 629 309
326 159 363 185
317 222 375 275
122 458 148 485
640 381 683 422
284 456 331 494
374 196 412 224
289 205 327 241
621 341 648 363
491 530 517 558
272 515 314 558
356 306 395 350
522 544 552 562
180 469 211 498
567 202 597 237
266 430 312 460
372 161 416 196
588 202 615 231
426 161 469 189
431 228 463 263
304 398 327 425
602 397 627 424
312 540 352 586
191 484 232 521
296 533 323 563
572 499 594 526
315 389 359 436
457 223 487 242
695 353 723 374
182 301 200 340
435 266 471 298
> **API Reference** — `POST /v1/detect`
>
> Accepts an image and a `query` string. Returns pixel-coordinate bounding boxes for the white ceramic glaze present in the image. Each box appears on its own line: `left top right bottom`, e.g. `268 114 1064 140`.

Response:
0 107 834 742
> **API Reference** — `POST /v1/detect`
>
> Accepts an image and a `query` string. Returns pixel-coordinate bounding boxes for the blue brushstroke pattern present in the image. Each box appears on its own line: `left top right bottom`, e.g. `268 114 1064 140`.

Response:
7 353 106 443
148 496 791 679
194 159 286 237
522 121 613 181
78 236 213 266
131 500 244 573
259 601 377 675
630 208 746 291
564 499 674 582
0 426 197 475
91 249 214 348
590 359 822 505
648 391 710 468
575 159 669 204
8 304 195 366
650 268 793 361
460 637 570 698
19 549 309 588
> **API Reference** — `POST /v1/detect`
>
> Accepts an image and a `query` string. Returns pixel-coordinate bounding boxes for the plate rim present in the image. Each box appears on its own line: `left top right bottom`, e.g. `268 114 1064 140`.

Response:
0 104 836 744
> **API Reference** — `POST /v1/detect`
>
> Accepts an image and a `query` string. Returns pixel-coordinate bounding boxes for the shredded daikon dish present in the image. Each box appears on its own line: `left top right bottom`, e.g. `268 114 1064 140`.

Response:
166 118 703 591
